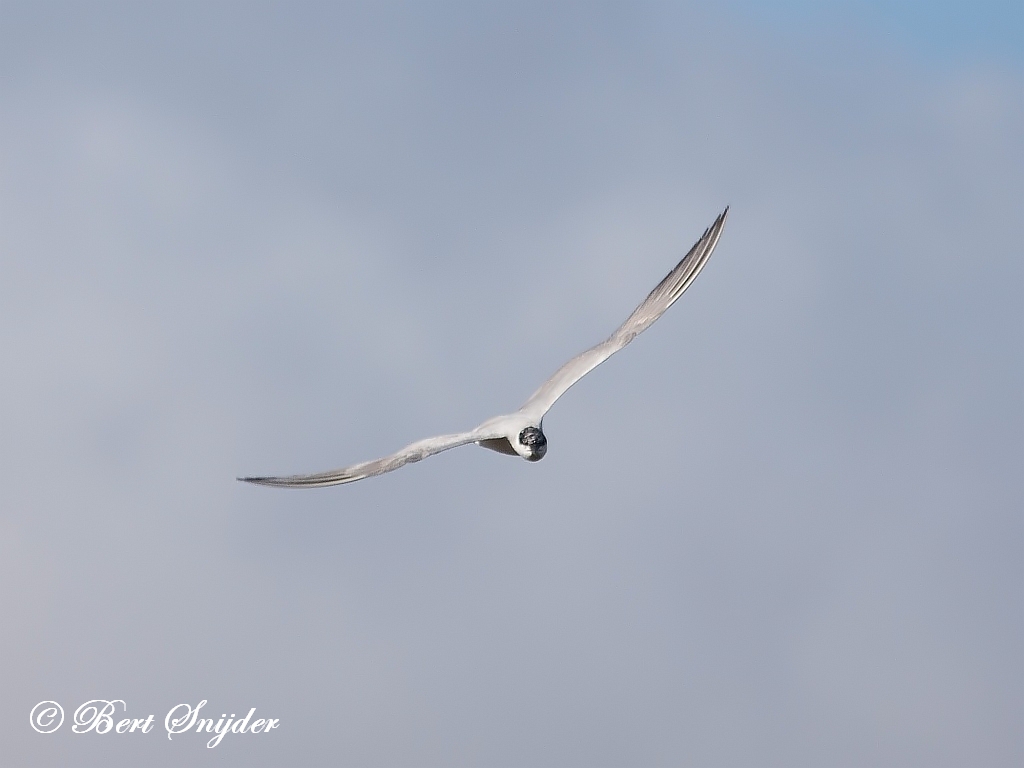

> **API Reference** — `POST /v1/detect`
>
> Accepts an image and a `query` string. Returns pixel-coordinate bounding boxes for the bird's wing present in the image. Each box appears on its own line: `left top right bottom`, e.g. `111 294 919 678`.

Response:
239 429 492 488
518 207 727 421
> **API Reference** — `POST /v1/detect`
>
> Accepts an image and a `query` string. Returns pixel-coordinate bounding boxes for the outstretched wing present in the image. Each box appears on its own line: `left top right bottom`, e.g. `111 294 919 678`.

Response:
239 430 487 488
518 207 727 421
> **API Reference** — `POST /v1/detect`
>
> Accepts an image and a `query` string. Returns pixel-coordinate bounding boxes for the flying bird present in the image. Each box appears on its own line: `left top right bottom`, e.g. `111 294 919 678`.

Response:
240 207 727 488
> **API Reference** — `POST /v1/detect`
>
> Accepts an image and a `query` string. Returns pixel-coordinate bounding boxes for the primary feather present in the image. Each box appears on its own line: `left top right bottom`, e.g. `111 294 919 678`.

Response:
517 207 727 420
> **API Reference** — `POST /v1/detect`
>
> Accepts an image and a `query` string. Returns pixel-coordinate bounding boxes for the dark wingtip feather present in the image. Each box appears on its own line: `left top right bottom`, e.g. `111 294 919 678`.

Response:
238 475 308 487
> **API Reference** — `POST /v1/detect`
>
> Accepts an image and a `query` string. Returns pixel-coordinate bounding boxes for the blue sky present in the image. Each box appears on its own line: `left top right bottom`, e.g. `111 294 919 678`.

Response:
733 0 1023 66
1 3 1021 766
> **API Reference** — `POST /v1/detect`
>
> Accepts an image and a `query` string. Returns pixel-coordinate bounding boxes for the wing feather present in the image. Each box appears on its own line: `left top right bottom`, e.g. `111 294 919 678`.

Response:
518 207 727 420
239 430 485 488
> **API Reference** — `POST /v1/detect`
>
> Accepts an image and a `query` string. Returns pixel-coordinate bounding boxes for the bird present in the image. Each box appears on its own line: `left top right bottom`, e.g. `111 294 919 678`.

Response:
240 207 727 488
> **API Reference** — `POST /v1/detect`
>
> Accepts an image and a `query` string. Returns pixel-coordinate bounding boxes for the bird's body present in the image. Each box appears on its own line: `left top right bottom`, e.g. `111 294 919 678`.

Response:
241 207 728 488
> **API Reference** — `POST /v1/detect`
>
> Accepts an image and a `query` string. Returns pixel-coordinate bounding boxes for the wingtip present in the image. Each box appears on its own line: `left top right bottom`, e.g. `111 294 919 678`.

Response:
692 207 728 249
238 475 277 486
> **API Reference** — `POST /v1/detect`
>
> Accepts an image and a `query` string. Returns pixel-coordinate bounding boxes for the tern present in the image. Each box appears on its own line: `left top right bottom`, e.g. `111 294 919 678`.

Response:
241 207 727 487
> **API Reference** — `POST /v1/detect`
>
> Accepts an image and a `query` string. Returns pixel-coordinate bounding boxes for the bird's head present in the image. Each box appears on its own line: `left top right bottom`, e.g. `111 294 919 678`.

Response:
517 426 547 462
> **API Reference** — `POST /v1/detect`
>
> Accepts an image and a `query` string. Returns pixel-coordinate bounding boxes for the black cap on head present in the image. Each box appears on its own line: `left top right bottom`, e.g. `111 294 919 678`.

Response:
519 427 547 461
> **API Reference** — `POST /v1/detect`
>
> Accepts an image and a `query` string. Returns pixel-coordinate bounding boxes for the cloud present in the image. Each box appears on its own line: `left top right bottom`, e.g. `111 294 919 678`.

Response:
1 4 1020 765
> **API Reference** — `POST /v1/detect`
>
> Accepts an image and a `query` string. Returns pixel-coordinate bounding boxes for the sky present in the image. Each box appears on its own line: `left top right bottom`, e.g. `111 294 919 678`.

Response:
1 2 1021 766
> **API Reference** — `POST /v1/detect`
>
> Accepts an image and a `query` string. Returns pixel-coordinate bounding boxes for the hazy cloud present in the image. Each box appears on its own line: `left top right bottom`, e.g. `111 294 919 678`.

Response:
2 3 1021 766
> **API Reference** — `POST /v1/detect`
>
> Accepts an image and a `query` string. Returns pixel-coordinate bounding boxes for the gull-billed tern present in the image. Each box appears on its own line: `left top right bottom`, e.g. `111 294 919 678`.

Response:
240 207 727 487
